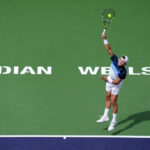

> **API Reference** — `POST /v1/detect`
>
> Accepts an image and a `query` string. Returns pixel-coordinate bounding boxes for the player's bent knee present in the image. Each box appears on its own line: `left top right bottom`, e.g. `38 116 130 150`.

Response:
111 99 117 105
106 94 111 101
106 94 111 98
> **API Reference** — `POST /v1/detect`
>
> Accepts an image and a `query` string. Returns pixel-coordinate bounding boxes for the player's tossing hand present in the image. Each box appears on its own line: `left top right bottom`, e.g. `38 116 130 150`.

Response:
100 76 108 82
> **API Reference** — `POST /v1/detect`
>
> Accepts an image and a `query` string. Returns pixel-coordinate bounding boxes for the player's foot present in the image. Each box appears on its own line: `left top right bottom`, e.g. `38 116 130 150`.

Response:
96 115 109 123
108 121 117 131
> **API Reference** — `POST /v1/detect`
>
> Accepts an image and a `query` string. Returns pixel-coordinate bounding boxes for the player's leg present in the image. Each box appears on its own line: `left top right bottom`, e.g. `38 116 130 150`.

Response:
97 92 111 123
111 94 118 114
102 91 111 117
97 83 112 123
108 94 118 131
105 91 111 109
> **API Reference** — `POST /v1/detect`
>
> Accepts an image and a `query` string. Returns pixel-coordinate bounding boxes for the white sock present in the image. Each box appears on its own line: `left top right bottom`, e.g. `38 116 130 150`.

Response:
104 108 109 116
112 113 117 122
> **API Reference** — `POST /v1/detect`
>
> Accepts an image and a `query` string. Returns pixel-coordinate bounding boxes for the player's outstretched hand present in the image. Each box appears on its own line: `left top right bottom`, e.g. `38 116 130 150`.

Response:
100 76 107 82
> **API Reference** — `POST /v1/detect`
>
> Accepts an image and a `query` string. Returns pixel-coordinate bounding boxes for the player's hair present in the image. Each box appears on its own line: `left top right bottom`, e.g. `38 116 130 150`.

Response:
122 56 125 59
121 56 127 65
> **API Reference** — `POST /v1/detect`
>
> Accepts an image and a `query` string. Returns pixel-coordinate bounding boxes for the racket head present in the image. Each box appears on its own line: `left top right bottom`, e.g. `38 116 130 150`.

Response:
102 8 115 29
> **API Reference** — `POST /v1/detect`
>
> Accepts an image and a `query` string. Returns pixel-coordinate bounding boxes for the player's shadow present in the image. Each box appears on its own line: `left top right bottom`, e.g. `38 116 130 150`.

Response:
111 111 150 135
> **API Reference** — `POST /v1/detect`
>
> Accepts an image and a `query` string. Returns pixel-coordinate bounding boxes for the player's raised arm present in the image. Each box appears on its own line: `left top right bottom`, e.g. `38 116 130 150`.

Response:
101 33 114 57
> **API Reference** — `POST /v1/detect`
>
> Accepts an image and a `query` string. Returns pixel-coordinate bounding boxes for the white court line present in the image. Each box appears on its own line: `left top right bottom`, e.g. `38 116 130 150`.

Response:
0 135 149 138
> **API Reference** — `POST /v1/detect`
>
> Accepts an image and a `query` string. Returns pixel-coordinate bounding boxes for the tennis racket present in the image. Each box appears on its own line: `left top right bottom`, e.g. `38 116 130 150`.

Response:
102 8 115 34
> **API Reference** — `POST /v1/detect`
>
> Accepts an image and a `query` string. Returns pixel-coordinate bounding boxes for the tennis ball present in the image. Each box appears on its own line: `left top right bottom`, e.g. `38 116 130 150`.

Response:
108 14 112 18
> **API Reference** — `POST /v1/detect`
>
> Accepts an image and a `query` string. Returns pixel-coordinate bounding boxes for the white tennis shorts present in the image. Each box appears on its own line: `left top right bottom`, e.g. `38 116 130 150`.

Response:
106 82 123 95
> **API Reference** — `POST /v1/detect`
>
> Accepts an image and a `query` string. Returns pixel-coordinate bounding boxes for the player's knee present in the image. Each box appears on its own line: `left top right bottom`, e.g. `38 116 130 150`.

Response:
106 94 111 101
111 99 117 105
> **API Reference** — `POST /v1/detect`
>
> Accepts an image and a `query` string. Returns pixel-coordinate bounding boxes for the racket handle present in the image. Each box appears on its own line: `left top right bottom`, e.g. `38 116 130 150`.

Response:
102 29 106 35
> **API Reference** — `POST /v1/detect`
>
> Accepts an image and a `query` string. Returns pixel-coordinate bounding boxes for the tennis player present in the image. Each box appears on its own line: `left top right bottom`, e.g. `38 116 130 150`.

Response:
96 32 129 131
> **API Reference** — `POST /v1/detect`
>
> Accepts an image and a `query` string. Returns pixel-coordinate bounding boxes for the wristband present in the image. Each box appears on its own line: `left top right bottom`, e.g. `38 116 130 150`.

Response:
107 76 113 83
104 39 108 44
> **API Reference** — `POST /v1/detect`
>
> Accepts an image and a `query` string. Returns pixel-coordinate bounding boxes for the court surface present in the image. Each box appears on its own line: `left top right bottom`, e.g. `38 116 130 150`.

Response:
0 0 149 135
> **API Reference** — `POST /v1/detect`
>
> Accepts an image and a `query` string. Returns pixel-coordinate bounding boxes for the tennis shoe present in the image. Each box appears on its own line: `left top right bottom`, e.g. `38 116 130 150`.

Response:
108 121 117 131
96 115 109 123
